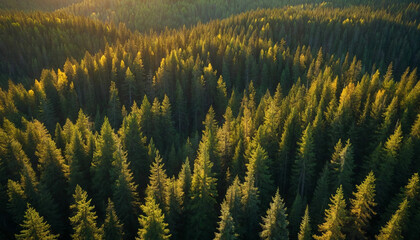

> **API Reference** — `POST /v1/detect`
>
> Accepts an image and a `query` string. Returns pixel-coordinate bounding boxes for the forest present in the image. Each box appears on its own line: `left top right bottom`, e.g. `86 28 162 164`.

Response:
0 0 420 239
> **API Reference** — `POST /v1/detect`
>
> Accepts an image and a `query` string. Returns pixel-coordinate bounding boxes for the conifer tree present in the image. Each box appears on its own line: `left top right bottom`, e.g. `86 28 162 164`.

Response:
377 124 403 206
240 171 260 240
15 205 58 240
91 118 117 215
298 206 311 240
137 196 170 240
102 199 123 240
187 128 218 240
36 135 69 216
349 171 376 240
66 129 89 192
289 194 306 236
112 145 140 239
214 201 238 240
314 186 348 240
107 81 122 129
260 189 289 240
246 144 273 207
376 199 409 240
292 125 316 198
69 185 102 240
120 103 149 194
310 165 331 225
7 179 28 225
177 158 192 203
146 151 169 209
224 177 243 226
166 177 184 240
330 139 354 196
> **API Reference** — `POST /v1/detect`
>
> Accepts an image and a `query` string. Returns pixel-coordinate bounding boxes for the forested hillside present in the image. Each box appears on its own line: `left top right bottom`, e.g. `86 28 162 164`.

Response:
1 2 420 240
0 12 132 86
0 0 82 11
61 0 420 32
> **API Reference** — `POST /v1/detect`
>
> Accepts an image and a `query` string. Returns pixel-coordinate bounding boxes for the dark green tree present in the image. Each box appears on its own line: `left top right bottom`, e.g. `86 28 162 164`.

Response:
214 201 238 240
69 185 102 240
137 196 170 240
260 189 289 240
102 199 124 240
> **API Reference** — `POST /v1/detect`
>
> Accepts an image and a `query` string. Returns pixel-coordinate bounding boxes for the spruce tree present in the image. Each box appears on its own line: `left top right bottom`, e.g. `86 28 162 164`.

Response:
112 145 140 239
91 118 117 215
314 186 348 240
349 171 376 240
376 199 409 240
310 164 331 225
292 125 316 198
246 144 273 207
66 129 90 192
240 171 260 240
214 201 238 240
36 135 69 220
260 189 289 240
137 196 170 240
330 139 354 196
298 206 311 240
146 151 169 209
120 104 149 195
107 81 122 129
15 205 58 240
102 199 124 240
69 185 102 240
187 129 218 240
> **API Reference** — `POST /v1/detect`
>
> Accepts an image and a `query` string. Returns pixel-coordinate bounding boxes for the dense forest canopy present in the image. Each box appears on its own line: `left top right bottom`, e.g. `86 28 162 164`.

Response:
0 0 420 240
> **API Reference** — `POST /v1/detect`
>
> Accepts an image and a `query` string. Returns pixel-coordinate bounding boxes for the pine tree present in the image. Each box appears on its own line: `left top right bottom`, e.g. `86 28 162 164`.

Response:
214 201 238 240
146 151 169 210
120 104 149 194
177 158 192 203
289 193 306 236
240 171 260 240
107 81 122 129
69 185 102 240
15 205 58 240
310 165 331 225
349 171 376 240
314 186 348 240
7 179 28 225
36 135 69 218
66 129 90 192
330 139 354 196
166 177 184 240
260 189 289 240
376 199 409 240
245 144 273 207
298 206 311 240
91 118 117 215
137 196 170 240
187 129 218 240
102 199 123 240
112 145 140 239
377 124 403 206
292 125 316 198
